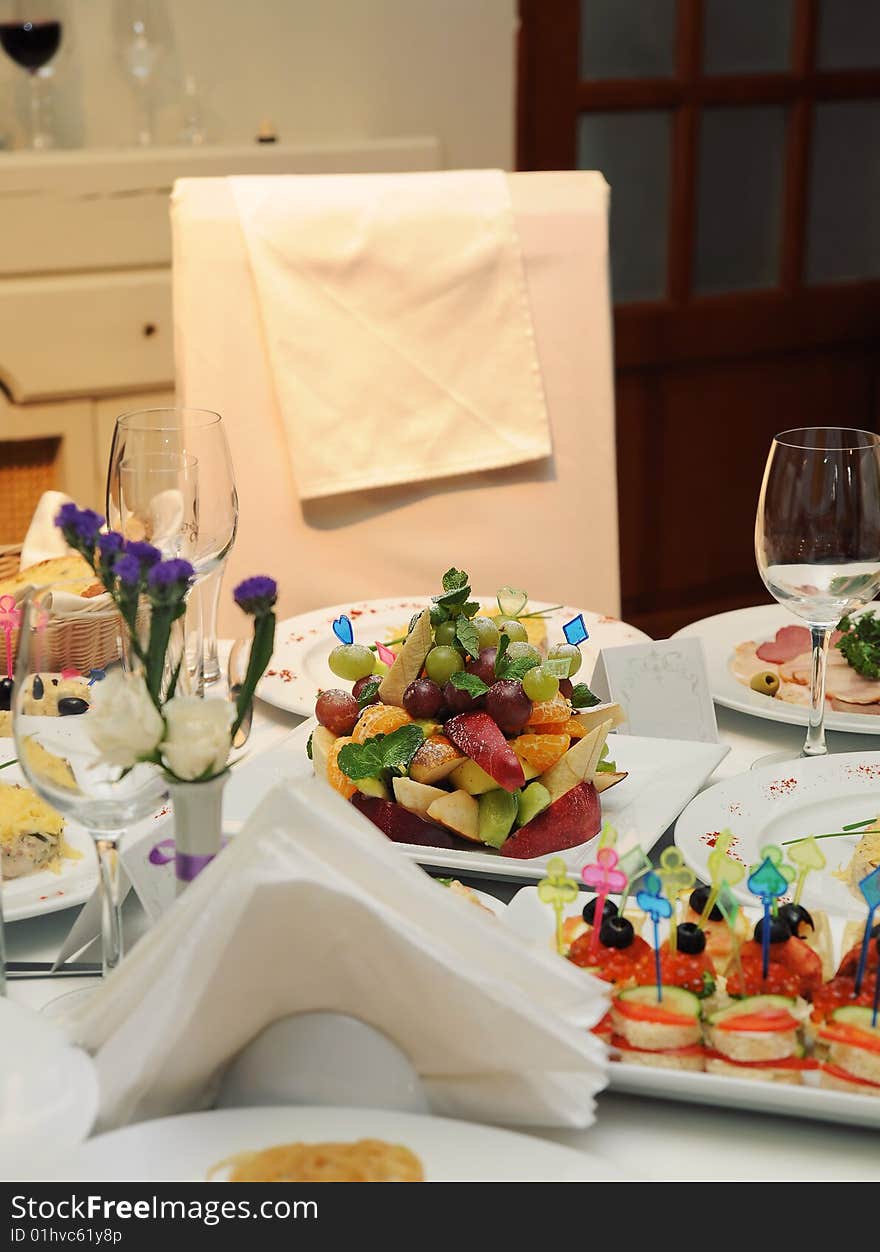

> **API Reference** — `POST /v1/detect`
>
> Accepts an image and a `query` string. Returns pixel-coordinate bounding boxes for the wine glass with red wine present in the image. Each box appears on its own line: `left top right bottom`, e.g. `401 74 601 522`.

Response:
0 1 63 148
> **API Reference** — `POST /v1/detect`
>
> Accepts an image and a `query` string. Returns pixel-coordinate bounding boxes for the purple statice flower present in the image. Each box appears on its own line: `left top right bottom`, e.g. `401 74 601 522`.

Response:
234 576 278 617
125 541 162 572
147 558 195 606
97 531 125 563
113 553 142 588
55 504 105 551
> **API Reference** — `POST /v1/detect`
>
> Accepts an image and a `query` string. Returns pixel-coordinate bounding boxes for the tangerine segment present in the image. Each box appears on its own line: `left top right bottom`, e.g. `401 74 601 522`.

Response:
327 736 357 798
352 703 412 743
531 721 570 735
526 693 572 726
562 717 590 739
512 733 571 770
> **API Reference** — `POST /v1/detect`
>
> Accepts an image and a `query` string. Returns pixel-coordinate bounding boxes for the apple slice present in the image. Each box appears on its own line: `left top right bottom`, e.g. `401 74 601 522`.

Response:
378 608 433 706
444 712 525 793
449 758 498 796
540 719 613 802
350 793 458 848
570 703 626 734
427 789 481 842
409 734 464 784
310 725 337 780
392 776 448 819
593 770 627 794
500 781 601 859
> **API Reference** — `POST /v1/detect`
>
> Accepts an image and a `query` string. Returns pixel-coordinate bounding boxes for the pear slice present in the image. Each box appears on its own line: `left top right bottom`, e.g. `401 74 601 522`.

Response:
540 719 613 803
593 770 628 794
393 776 448 820
570 702 626 734
378 609 433 706
310 725 337 780
427 789 481 842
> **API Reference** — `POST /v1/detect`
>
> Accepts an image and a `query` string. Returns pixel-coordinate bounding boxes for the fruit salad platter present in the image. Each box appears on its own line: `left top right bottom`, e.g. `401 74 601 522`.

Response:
297 569 727 878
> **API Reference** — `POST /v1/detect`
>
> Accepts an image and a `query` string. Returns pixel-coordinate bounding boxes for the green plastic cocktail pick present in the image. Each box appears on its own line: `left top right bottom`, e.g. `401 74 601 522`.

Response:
787 836 827 905
656 847 695 953
700 832 746 926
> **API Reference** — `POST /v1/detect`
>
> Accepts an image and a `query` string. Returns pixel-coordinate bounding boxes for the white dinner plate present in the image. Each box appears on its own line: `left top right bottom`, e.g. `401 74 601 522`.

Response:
503 887 880 1130
674 750 880 919
50 1105 628 1182
223 719 728 881
258 595 651 717
0 749 99 923
673 603 880 734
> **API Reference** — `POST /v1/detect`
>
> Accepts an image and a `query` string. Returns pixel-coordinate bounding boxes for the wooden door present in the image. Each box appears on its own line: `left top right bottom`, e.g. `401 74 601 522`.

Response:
518 0 880 637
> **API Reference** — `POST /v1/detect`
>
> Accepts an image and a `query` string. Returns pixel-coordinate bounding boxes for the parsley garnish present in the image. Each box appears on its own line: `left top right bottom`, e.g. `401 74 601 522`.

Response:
837 612 880 680
337 724 425 781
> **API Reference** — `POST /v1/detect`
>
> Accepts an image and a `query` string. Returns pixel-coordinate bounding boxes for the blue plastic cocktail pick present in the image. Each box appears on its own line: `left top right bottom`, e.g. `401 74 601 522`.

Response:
563 614 589 647
636 871 673 1003
747 854 788 980
332 614 354 645
854 866 880 995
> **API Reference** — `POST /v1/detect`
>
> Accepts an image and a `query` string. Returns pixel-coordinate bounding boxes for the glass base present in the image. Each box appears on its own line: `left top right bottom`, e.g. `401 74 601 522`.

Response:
750 745 828 770
40 983 101 1024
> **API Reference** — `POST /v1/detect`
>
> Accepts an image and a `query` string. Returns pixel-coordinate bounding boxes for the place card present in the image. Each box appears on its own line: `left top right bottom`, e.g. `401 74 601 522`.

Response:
589 638 719 743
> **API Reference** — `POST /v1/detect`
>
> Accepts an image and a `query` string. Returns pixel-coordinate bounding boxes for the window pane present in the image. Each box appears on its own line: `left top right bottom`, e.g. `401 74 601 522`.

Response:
694 107 786 293
577 111 670 301
817 0 880 69
703 0 793 74
807 101 880 283
579 0 675 79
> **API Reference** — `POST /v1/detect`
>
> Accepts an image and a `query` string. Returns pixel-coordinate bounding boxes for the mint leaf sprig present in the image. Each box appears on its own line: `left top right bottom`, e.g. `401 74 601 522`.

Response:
571 683 601 709
449 671 489 698
337 724 425 781
492 632 539 682
836 612 880 680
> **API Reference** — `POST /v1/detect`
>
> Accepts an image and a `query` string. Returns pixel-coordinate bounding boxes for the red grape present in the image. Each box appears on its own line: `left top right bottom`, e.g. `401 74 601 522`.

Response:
403 678 444 720
352 675 380 706
485 679 532 735
442 680 482 713
559 678 573 699
315 689 359 735
466 647 497 686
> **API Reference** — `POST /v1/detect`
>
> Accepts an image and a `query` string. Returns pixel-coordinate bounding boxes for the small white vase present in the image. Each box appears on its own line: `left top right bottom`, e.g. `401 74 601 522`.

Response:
168 773 228 894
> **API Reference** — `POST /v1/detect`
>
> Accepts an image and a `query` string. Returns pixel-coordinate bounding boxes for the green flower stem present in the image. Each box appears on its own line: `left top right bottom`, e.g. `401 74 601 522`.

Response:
232 610 275 739
0 758 17 771
368 636 406 651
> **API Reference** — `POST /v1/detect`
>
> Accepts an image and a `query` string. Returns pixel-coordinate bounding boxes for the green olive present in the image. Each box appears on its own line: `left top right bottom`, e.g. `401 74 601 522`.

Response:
750 670 780 697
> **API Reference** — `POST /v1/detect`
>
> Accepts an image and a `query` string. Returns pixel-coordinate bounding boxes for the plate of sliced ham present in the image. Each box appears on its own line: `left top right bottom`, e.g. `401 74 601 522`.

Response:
673 604 880 734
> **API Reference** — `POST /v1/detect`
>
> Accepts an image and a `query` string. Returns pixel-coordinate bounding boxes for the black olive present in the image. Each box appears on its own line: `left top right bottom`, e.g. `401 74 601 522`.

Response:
582 896 618 927
57 697 89 717
753 915 791 945
599 915 634 950
689 884 722 922
676 922 706 954
51 678 58 686
0 676 12 711
777 902 815 938
31 675 44 700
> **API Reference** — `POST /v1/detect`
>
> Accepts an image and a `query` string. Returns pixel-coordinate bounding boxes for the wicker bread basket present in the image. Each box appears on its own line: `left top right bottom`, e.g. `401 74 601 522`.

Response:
2 543 133 675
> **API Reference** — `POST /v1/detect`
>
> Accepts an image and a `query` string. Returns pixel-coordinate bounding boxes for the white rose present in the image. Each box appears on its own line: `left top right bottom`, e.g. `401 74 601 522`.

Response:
160 696 233 781
88 670 164 769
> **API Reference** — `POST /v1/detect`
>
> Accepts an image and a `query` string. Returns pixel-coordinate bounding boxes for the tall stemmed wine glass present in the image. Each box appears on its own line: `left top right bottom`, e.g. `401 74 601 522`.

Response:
13 582 168 1007
755 427 880 759
107 408 238 691
0 0 63 148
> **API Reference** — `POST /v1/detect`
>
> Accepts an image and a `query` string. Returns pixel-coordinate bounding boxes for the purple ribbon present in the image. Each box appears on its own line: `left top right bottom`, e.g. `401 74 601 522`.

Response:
148 836 229 883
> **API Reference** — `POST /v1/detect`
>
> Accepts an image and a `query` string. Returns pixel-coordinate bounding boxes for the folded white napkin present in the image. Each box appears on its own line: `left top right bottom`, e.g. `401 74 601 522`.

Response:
19 490 74 569
228 171 553 500
66 776 608 1131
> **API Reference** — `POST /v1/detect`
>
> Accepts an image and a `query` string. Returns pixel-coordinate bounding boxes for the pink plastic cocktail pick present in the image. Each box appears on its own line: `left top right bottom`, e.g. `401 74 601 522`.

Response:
582 846 628 960
375 641 397 666
0 595 21 679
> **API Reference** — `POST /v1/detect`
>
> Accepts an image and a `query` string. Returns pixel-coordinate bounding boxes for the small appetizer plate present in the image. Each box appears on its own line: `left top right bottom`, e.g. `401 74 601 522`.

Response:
258 596 650 718
675 750 880 919
45 1105 630 1182
223 720 728 881
673 604 880 735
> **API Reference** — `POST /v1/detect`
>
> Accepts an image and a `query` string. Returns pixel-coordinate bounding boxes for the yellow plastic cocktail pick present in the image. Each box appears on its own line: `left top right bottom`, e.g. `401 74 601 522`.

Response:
598 821 618 850
701 833 746 926
656 847 696 952
537 857 581 955
787 836 827 905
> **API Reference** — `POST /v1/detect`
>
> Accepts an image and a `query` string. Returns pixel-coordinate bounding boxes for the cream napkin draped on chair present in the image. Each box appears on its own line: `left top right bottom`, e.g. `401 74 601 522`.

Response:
228 170 552 500
65 776 609 1132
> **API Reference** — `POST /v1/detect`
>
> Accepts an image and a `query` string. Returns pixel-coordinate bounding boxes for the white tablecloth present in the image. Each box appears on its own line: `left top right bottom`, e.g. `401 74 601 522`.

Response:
8 698 880 1182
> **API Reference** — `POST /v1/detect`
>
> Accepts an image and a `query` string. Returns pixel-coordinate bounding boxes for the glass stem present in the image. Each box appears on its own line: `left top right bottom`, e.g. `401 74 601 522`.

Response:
28 72 50 150
803 625 831 758
95 836 124 976
201 566 225 689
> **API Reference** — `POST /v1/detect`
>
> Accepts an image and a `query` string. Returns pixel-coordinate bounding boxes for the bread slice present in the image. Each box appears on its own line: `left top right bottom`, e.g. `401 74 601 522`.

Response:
0 554 100 598
819 1065 880 1096
705 1056 803 1085
614 1044 704 1072
611 1010 702 1052
705 1025 799 1062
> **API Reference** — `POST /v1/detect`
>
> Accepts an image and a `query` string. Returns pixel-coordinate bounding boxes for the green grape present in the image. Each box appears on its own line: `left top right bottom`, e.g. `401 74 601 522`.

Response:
433 620 457 647
424 645 465 685
472 616 500 650
548 643 583 677
329 643 375 681
505 641 541 665
522 665 560 702
494 617 528 642
372 657 391 677
429 605 447 627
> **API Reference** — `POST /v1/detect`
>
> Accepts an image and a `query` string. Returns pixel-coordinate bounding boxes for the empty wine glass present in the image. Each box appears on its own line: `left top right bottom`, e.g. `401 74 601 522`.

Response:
107 407 238 691
0 0 63 149
12 582 168 1005
755 427 880 759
